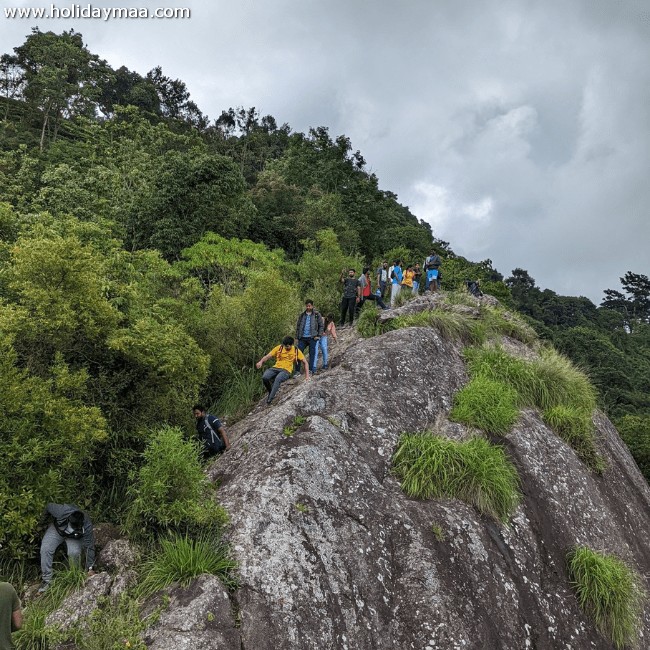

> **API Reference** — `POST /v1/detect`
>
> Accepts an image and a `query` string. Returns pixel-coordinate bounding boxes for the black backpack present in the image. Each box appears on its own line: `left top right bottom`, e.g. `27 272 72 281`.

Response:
203 416 225 453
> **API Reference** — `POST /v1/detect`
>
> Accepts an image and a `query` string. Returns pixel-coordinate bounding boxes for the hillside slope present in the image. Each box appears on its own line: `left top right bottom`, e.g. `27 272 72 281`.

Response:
146 293 650 650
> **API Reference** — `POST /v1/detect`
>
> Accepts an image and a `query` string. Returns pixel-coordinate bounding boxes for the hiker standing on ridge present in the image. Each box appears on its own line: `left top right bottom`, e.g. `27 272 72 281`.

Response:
402 265 415 296
339 268 361 327
193 405 231 458
0 581 21 649
256 336 310 404
424 250 442 291
390 259 403 307
314 314 337 372
39 503 96 593
413 262 422 295
376 260 389 299
295 300 323 374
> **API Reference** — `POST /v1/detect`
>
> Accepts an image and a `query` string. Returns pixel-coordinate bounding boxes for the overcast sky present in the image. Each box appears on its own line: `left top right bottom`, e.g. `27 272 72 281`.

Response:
2 0 649 302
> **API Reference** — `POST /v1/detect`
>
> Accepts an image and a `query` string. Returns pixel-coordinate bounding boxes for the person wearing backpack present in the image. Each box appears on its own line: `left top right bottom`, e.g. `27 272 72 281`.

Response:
424 250 442 291
256 335 310 404
376 260 389 298
295 300 324 374
390 259 403 307
193 405 231 458
39 503 96 593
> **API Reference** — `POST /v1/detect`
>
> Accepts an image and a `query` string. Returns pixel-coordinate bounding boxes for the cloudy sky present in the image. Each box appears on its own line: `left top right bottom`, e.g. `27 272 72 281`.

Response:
2 0 649 302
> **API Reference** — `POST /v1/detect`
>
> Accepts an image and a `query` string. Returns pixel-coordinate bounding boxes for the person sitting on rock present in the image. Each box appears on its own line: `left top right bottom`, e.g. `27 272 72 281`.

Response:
39 503 96 593
193 405 231 458
256 336 310 404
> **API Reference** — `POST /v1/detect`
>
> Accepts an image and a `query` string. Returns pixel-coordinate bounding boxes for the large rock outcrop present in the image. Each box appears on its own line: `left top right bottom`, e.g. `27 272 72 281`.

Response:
191 294 650 650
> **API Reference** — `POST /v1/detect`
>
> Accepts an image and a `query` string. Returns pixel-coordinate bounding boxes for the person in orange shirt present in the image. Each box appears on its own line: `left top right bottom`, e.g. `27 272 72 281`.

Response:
256 336 310 404
402 265 415 295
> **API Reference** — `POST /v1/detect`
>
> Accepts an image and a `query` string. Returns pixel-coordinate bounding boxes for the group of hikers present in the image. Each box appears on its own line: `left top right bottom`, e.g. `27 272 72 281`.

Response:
0 250 448 640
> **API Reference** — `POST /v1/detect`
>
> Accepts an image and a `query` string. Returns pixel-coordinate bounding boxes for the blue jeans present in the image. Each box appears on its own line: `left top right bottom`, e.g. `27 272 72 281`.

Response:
316 335 329 369
298 337 318 372
412 281 419 295
262 368 291 403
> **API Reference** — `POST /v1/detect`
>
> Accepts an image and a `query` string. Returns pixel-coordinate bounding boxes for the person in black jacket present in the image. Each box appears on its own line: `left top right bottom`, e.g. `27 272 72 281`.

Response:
39 503 96 592
340 269 361 326
295 300 324 373
193 405 231 459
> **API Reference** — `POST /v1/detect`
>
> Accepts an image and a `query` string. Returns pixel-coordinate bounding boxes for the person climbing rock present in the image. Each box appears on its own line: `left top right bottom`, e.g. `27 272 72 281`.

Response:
193 405 231 458
295 300 323 374
256 336 310 404
39 503 96 593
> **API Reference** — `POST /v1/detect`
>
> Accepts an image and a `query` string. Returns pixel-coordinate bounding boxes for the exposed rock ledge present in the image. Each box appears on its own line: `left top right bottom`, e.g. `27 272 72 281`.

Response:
197 294 650 650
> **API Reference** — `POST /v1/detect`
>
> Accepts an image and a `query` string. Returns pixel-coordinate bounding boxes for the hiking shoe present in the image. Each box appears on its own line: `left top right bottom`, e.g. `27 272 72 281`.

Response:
37 582 49 594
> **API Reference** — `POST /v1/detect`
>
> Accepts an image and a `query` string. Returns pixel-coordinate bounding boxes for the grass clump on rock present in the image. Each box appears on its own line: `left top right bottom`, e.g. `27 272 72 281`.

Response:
393 433 521 522
138 533 238 599
463 345 603 470
450 376 519 435
567 546 646 649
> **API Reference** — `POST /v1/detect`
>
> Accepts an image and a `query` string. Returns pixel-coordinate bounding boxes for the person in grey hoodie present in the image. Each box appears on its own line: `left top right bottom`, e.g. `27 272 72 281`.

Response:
39 503 96 592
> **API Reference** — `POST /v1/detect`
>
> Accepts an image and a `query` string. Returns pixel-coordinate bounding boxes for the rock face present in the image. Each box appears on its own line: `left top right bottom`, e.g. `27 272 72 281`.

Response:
198 293 650 650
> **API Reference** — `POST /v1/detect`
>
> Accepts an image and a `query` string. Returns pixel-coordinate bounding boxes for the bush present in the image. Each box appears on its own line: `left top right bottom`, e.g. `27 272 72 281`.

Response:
214 366 266 422
617 415 650 482
567 546 645 649
356 303 382 338
125 426 228 540
450 377 519 435
543 406 604 472
138 533 238 599
393 434 521 521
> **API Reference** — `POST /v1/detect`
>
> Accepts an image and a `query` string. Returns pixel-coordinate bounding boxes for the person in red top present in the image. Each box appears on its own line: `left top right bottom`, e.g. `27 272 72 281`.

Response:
358 267 388 310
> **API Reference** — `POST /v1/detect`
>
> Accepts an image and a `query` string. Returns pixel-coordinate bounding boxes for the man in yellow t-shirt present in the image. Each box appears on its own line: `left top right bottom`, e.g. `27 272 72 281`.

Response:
256 336 310 404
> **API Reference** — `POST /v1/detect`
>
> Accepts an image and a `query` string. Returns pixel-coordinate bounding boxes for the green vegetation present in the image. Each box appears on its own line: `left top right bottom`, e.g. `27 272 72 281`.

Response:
618 415 650 482
393 434 521 522
431 523 445 542
462 345 603 470
567 546 645 649
294 502 310 514
125 426 228 540
450 377 520 435
137 533 238 599
283 415 306 437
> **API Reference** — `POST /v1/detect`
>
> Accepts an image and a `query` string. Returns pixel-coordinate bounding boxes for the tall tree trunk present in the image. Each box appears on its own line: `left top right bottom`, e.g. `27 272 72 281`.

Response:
39 112 48 152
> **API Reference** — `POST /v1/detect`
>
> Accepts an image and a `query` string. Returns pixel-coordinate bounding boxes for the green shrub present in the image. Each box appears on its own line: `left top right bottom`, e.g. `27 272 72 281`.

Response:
125 426 228 540
393 434 521 521
617 414 650 481
567 547 645 649
479 306 537 345
138 533 238 599
450 377 519 435
214 367 265 422
356 303 382 338
543 406 604 472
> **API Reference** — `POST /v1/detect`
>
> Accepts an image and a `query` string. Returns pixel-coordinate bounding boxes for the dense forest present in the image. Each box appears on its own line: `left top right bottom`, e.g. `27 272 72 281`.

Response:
0 28 648 569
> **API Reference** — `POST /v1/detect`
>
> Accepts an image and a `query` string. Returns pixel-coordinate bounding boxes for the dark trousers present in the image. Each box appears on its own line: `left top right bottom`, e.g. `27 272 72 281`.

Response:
340 296 357 325
262 367 291 403
359 294 387 311
297 336 318 372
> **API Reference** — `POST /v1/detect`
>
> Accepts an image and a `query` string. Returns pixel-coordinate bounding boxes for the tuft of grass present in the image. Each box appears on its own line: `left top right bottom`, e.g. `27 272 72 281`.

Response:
137 533 238 599
393 434 521 522
431 523 445 542
543 406 605 472
479 306 537 345
294 502 310 514
214 367 265 422
450 376 519 435
463 344 602 469
283 415 306 437
356 303 382 338
567 546 645 649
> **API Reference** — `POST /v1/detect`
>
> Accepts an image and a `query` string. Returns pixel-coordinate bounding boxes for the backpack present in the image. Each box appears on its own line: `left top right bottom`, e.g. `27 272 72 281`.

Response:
203 415 225 453
390 269 396 280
